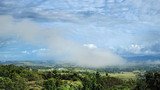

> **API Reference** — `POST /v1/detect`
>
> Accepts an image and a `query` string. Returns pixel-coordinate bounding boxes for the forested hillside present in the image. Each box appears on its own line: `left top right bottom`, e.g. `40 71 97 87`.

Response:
0 65 159 90
0 65 137 90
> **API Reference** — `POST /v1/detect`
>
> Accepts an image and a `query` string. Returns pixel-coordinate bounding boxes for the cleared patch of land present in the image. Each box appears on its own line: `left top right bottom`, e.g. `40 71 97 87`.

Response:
109 72 137 80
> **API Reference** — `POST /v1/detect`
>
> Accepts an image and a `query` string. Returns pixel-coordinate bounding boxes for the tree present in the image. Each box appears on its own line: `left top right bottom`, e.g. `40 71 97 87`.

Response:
44 78 56 90
105 72 109 77
81 76 92 90
135 72 160 90
11 73 27 90
96 71 100 79
0 77 14 90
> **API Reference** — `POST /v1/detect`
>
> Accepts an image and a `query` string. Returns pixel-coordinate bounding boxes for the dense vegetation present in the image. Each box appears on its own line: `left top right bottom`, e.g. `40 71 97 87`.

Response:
135 71 160 90
0 64 160 90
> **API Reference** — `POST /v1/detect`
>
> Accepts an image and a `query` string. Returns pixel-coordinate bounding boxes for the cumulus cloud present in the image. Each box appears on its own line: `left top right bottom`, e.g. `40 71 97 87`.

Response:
83 44 97 49
0 15 126 67
21 50 30 54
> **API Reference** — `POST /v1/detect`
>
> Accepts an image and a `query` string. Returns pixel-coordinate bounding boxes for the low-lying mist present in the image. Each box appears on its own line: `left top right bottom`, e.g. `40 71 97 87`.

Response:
0 15 126 67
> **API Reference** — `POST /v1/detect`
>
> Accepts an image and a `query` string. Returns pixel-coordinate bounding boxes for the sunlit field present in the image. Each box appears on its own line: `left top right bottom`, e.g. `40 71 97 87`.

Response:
109 72 137 80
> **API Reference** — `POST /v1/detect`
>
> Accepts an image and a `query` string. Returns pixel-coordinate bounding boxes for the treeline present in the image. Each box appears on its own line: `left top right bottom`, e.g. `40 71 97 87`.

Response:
0 65 142 90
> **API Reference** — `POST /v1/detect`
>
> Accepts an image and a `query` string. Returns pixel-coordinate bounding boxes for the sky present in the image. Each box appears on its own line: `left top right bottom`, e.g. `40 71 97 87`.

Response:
0 0 160 67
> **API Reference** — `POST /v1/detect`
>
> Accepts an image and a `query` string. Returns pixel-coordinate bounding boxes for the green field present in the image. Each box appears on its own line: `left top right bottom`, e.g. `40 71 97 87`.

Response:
109 72 137 80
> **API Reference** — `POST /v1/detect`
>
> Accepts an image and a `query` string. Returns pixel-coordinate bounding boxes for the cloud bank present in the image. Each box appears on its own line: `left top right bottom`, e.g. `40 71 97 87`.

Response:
0 15 126 67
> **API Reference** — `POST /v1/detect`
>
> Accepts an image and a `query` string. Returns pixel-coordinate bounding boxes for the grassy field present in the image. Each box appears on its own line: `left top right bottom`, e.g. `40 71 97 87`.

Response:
38 67 137 81
108 72 137 80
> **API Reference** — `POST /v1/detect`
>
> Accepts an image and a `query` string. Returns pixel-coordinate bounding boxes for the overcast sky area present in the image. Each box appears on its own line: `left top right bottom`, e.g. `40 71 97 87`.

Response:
0 0 160 67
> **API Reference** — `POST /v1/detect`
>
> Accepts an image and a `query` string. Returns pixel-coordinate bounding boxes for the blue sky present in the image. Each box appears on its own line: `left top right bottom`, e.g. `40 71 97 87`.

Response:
0 0 160 66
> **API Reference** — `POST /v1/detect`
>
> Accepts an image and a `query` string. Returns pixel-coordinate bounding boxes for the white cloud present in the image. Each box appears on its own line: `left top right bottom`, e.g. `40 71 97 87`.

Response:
83 44 97 49
31 48 47 53
21 50 30 54
129 44 142 54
